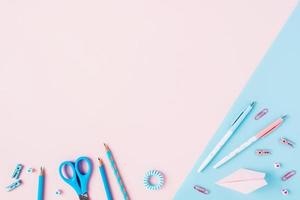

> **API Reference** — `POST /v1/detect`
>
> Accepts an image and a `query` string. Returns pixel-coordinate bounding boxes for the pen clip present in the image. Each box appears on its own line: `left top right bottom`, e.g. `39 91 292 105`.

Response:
231 102 255 126
231 110 245 126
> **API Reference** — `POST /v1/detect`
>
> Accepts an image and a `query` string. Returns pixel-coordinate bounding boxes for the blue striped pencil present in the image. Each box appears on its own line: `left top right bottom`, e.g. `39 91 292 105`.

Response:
104 143 130 200
98 157 113 200
37 167 45 200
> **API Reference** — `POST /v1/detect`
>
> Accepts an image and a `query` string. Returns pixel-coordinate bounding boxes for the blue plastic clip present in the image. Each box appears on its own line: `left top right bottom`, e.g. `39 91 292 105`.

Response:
6 179 22 192
11 164 23 179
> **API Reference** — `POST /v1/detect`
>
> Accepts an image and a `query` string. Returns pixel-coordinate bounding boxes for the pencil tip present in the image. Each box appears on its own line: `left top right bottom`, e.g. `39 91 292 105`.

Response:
282 115 288 120
40 166 44 175
104 143 109 150
251 101 256 106
98 157 103 165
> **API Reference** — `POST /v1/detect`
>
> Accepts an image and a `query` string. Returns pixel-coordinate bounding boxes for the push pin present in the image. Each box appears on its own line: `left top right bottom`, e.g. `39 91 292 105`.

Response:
55 189 62 196
256 149 271 156
26 168 35 174
274 162 281 169
280 137 295 148
281 189 289 196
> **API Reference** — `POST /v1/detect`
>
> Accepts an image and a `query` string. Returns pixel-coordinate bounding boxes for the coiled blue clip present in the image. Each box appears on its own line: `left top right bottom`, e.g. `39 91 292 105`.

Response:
143 170 165 190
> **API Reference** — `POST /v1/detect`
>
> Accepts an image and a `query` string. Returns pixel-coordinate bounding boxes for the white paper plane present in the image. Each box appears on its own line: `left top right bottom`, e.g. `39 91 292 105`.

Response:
216 168 268 194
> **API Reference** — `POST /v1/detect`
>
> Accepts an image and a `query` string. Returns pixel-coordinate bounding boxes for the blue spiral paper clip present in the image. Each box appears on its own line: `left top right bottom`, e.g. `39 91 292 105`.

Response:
143 170 165 190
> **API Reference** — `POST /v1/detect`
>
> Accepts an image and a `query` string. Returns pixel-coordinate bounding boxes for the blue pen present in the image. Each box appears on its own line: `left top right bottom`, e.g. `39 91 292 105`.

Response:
37 167 45 200
98 158 113 200
197 101 256 172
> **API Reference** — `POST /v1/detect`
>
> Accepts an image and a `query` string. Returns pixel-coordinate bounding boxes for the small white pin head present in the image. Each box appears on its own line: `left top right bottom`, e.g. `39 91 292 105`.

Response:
281 189 289 196
274 162 281 169
26 168 35 174
55 189 62 196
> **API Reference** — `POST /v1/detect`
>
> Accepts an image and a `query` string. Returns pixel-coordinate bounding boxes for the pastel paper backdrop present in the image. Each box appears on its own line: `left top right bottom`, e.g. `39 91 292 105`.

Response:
175 3 300 200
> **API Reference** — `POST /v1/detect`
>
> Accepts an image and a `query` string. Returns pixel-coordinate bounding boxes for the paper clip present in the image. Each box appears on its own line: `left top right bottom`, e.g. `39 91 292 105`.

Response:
6 179 22 192
194 185 209 195
281 170 296 181
280 137 295 148
11 164 23 179
254 108 269 120
255 149 271 156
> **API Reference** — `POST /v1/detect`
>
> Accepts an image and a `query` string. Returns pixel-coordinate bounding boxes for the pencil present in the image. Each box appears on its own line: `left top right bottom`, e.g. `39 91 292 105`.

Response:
98 157 113 200
37 167 45 200
104 143 130 200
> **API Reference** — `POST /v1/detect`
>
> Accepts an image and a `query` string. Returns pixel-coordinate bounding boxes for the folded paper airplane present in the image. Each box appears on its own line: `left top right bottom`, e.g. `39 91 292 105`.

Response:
216 168 268 194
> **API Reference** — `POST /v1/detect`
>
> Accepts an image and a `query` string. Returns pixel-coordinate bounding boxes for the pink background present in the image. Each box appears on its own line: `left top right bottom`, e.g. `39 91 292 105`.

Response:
0 0 298 199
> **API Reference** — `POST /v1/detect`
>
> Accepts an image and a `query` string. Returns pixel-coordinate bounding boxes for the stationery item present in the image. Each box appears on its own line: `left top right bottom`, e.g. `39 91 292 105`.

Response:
98 157 113 200
281 189 289 196
193 185 209 195
216 168 267 194
281 170 296 181
12 164 23 179
214 115 287 169
274 162 281 169
280 137 295 148
37 167 45 200
197 102 256 172
104 143 130 200
255 149 271 156
27 167 34 174
55 189 62 196
254 108 269 120
6 179 22 192
143 170 165 190
59 156 92 200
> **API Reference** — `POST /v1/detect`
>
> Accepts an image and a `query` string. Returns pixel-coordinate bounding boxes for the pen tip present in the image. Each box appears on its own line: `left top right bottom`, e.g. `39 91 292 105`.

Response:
251 101 256 106
282 115 288 120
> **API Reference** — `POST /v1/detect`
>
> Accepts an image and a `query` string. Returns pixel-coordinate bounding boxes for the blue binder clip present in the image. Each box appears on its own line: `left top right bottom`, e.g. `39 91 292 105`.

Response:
11 164 23 179
6 179 22 192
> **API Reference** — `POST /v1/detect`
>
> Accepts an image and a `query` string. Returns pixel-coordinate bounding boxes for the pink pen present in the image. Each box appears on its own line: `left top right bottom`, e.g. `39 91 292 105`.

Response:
214 115 287 169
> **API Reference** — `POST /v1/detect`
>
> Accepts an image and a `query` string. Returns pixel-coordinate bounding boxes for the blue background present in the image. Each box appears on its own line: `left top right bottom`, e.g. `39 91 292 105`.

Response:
175 3 300 200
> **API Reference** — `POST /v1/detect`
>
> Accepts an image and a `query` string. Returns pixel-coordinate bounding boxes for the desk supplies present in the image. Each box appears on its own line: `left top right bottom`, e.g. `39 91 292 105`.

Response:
6 179 22 192
254 108 269 120
143 170 165 190
37 167 45 200
281 189 289 196
280 137 295 148
12 164 23 179
216 168 267 194
193 185 209 195
281 170 296 181
98 157 113 200
104 143 129 200
59 156 92 200
55 189 62 196
197 102 256 172
214 115 287 169
26 167 35 174
255 149 271 156
274 162 281 169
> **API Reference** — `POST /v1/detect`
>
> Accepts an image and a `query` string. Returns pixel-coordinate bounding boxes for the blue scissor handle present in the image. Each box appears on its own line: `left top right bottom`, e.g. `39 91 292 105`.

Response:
74 156 92 194
59 161 82 195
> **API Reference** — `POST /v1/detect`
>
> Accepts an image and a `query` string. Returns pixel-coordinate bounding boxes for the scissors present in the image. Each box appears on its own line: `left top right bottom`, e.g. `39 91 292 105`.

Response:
59 156 93 200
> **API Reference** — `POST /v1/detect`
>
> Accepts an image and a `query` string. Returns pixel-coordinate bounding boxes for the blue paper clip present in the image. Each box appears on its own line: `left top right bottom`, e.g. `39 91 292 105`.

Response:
6 179 22 192
11 164 23 179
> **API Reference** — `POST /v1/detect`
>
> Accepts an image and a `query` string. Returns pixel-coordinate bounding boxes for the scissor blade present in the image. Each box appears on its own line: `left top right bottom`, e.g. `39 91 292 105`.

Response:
79 193 89 200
